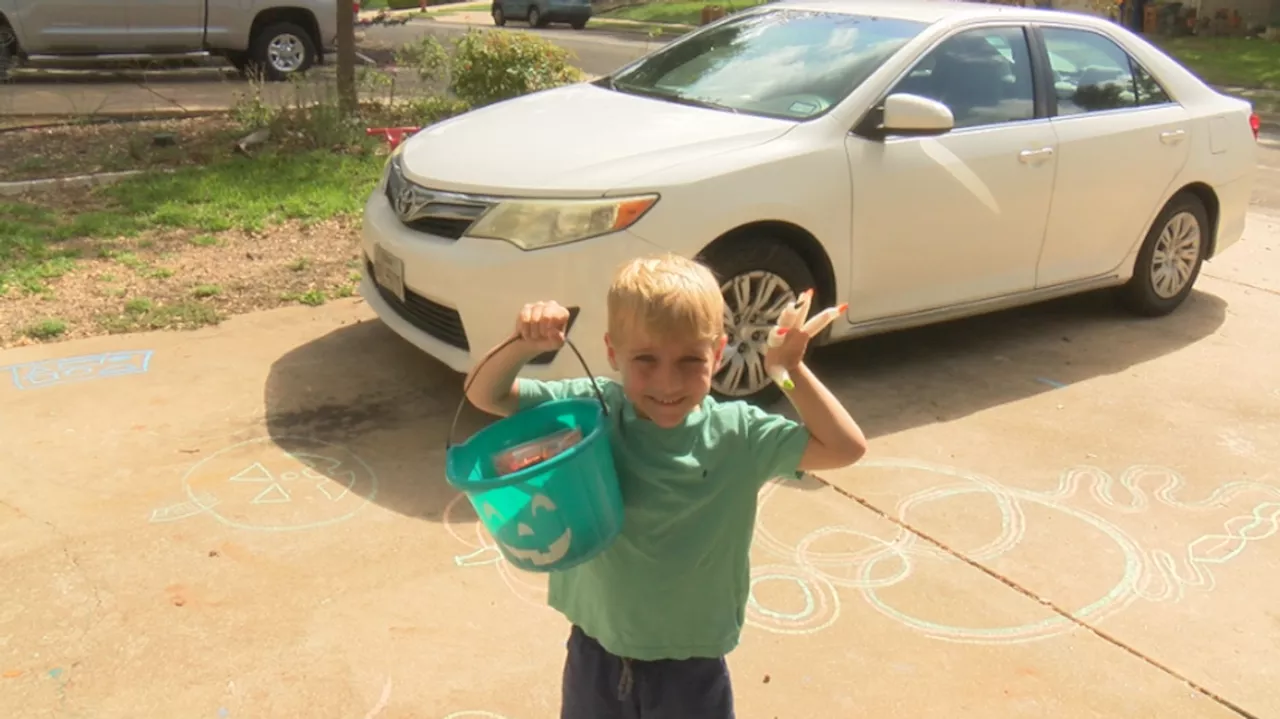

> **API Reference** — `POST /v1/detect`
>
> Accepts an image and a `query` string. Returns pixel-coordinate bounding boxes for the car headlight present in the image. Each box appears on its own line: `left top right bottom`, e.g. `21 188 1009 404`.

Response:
468 195 659 250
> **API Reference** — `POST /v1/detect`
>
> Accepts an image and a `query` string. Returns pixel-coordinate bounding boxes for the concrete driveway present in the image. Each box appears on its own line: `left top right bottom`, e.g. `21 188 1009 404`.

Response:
2 190 1277 717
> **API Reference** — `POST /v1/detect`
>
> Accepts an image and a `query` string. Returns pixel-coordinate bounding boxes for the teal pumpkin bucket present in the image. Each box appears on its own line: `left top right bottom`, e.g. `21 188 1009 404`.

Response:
445 339 624 573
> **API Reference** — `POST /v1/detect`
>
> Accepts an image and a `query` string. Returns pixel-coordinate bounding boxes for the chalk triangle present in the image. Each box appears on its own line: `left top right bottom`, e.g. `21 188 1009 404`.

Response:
251 483 291 504
230 462 273 483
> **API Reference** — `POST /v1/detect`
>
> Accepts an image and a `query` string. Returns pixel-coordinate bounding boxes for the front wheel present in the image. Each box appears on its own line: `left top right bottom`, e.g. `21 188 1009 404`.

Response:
1118 192 1208 317
248 21 316 82
570 19 587 29
493 5 507 25
699 236 819 405
0 25 17 81
528 6 542 26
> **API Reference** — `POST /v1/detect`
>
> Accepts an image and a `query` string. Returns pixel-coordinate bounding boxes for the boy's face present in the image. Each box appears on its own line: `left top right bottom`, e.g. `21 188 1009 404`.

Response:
606 326 727 428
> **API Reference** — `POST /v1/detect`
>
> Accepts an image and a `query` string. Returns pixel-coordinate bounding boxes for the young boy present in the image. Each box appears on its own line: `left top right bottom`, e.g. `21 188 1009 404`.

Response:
464 254 868 719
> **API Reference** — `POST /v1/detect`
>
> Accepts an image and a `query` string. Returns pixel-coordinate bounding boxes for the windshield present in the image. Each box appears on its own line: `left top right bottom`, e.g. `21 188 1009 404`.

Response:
605 9 928 120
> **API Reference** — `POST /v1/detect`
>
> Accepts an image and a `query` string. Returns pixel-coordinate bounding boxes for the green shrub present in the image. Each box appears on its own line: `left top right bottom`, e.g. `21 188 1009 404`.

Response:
406 95 473 124
448 29 585 108
395 35 451 84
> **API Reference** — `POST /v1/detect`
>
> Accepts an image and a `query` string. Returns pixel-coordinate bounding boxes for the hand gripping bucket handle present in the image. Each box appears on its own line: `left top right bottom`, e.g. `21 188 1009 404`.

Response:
447 335 610 450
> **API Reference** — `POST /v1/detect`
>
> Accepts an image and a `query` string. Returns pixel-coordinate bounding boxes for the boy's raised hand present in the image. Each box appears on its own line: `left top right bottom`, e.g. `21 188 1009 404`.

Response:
516 301 570 352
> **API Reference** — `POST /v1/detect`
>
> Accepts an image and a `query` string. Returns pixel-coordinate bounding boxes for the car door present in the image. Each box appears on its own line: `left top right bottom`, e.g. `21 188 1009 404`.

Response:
1032 24 1191 288
845 24 1057 322
16 0 132 52
126 0 206 52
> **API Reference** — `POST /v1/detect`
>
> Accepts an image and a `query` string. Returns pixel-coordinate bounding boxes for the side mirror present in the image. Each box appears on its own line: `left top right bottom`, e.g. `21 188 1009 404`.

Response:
870 93 954 139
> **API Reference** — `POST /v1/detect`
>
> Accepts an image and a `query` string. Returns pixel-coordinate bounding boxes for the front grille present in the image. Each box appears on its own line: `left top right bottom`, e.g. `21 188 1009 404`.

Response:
402 215 474 239
367 260 469 350
385 159 493 241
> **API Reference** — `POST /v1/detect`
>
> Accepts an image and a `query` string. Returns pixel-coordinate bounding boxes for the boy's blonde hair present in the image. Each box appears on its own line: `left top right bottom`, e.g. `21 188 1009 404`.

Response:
608 254 725 344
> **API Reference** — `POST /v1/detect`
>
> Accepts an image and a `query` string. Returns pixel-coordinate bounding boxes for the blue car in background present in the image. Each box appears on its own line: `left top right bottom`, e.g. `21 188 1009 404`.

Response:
491 0 591 29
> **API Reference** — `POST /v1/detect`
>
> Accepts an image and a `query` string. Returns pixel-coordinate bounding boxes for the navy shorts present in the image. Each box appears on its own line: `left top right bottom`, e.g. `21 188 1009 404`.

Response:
560 625 735 719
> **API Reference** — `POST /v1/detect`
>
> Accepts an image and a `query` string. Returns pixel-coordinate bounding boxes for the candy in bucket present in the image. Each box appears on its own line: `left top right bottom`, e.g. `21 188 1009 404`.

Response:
491 426 584 476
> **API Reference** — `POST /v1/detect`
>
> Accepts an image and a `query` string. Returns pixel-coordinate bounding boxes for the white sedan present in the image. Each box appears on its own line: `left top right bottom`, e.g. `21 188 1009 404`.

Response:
360 0 1260 403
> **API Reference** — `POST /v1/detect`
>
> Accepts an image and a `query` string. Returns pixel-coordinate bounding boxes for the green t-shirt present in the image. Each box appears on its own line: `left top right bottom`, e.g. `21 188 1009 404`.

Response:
515 376 811 661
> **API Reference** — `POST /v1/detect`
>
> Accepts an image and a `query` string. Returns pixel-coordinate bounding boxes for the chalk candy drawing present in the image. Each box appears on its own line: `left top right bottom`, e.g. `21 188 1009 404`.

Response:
2 350 153 390
149 492 220 523
746 564 841 636
443 458 1278 644
444 493 550 610
149 436 378 531
747 458 1280 644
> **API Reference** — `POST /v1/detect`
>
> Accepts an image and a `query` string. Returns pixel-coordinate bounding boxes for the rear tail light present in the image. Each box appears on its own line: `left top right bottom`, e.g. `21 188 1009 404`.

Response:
1250 111 1261 141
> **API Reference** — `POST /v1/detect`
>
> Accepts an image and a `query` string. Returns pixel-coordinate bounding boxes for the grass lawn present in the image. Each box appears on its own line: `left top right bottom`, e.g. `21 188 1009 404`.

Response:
0 148 385 345
1154 36 1280 91
600 0 764 26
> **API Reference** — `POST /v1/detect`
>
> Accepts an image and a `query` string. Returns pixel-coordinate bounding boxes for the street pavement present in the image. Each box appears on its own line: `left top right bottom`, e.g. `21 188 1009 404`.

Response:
0 18 654 120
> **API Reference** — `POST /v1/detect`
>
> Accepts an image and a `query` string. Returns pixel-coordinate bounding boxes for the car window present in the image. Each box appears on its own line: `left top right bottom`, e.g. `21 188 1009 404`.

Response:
1040 27 1170 115
605 9 928 121
1132 61 1171 106
889 26 1036 129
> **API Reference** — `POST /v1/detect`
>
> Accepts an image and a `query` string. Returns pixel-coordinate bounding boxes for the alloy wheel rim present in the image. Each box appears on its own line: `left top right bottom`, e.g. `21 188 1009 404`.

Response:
715 270 797 397
268 34 305 73
1150 211 1201 299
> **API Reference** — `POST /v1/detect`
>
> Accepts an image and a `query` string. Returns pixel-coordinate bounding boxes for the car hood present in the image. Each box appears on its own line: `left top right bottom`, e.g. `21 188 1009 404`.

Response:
398 84 797 196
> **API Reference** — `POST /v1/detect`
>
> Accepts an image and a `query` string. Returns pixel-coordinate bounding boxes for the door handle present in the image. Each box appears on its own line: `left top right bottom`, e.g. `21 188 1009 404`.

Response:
1159 129 1187 145
1018 147 1054 164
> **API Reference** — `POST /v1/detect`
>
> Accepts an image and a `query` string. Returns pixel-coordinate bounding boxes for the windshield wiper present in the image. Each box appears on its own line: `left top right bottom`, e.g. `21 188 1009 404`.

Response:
613 83 738 114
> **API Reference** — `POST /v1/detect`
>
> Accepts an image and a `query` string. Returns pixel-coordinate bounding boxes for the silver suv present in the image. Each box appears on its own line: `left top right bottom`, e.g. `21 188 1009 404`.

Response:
0 0 343 81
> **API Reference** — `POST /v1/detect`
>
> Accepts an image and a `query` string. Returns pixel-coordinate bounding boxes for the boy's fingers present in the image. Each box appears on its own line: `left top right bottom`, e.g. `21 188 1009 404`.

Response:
530 304 546 337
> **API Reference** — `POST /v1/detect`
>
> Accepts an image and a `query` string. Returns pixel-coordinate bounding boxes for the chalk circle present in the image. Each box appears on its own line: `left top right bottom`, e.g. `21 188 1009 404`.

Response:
444 493 549 609
857 458 1147 644
795 526 914 590
181 436 377 531
745 564 840 636
751 480 810 562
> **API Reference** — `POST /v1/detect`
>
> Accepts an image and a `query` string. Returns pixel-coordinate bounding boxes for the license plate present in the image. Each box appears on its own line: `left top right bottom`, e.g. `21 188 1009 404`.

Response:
373 245 405 303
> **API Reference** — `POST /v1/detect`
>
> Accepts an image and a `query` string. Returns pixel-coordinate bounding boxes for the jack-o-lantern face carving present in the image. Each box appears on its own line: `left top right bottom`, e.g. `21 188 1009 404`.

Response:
482 494 572 567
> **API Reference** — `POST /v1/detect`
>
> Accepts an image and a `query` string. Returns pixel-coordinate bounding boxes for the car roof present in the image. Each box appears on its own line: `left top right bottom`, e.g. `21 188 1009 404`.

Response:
755 0 1109 27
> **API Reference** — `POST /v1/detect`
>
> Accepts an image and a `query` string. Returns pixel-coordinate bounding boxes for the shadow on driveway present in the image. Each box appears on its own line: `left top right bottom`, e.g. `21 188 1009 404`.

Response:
262 288 1227 522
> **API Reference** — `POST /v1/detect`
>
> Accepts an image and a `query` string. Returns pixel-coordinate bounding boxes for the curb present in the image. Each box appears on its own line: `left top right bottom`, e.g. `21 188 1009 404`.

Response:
0 109 229 130
0 169 146 197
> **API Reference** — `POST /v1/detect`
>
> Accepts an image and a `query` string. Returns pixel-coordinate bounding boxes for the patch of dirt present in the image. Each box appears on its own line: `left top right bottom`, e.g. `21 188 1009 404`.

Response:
0 115 244 182
0 217 365 348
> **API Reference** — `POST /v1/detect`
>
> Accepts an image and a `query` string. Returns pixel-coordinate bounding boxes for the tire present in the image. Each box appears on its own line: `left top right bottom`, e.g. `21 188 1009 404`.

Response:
493 5 507 25
698 236 819 406
225 50 250 75
528 6 547 27
0 24 16 82
248 21 316 82
1118 192 1209 317
570 19 587 29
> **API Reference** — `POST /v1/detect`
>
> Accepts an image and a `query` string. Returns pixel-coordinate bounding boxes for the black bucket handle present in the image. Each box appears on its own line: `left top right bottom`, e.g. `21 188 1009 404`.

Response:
447 334 610 450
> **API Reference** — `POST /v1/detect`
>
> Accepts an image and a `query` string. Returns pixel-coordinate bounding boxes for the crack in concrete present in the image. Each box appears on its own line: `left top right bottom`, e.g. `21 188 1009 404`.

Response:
1204 273 1280 298
811 474 1262 719
1 496 108 647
